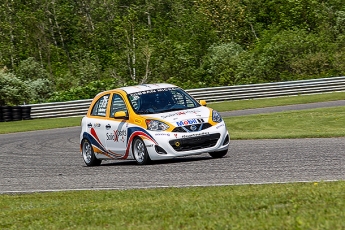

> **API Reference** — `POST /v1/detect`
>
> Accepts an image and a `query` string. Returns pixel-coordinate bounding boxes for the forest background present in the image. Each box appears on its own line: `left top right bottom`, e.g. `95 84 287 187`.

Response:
1 0 345 105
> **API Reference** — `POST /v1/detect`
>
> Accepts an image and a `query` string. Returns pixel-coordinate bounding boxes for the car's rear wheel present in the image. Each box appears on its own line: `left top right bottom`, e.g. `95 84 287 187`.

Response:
82 139 102 166
132 137 151 165
209 149 228 158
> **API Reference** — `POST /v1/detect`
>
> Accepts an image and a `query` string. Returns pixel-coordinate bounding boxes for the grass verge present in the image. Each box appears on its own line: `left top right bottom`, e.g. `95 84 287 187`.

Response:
1 181 344 229
0 117 82 134
225 106 345 139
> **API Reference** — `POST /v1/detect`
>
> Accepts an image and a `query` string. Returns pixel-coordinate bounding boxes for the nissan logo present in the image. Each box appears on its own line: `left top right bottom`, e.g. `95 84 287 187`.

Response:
190 125 197 131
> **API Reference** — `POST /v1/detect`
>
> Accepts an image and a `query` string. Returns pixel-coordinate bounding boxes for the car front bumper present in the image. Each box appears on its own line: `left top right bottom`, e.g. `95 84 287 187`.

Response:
143 124 230 160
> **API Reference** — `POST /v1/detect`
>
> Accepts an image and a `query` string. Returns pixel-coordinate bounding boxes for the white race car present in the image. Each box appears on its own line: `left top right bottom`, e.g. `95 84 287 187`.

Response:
80 83 230 166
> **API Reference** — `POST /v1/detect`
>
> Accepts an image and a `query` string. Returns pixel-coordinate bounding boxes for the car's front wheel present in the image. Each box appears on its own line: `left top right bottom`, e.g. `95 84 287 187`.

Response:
132 137 151 165
82 139 102 166
209 149 228 158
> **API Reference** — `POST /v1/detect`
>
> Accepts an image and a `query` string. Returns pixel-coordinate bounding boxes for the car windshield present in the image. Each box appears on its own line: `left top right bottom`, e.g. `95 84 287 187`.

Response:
127 87 200 114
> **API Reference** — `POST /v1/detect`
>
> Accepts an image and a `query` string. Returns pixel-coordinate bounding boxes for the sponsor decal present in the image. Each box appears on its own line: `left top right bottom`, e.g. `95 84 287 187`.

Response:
155 133 171 136
175 118 204 127
94 123 101 128
181 132 209 139
216 124 225 129
174 133 178 138
161 110 201 119
146 144 153 147
107 130 127 142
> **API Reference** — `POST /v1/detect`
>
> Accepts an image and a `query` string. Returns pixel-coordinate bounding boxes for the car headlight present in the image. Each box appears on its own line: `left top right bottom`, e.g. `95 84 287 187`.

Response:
212 110 223 123
146 119 169 131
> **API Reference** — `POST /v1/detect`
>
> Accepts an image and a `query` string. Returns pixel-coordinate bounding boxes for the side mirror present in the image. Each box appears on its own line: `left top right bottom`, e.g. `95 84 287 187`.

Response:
199 100 207 106
114 111 128 119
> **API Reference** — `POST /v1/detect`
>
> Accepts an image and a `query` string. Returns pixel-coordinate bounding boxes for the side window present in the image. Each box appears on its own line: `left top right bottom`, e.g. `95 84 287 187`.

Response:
91 94 110 116
110 94 128 117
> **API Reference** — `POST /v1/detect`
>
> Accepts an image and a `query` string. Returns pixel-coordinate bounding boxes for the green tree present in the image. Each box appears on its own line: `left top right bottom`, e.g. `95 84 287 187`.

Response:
1 0 345 102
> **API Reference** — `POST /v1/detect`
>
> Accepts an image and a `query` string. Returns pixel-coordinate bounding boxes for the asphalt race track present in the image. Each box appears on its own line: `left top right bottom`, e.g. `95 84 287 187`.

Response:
1 129 344 194
1 102 345 194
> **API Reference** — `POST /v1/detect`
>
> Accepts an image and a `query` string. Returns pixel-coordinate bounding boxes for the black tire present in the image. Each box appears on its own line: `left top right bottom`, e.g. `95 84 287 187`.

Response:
12 106 22 121
2 106 12 122
209 149 228 158
81 139 102 166
21 106 31 120
132 137 151 165
0 106 3 122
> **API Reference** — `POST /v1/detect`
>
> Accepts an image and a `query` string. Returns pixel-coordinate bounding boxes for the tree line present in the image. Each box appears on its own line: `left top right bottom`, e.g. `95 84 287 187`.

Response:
0 0 344 105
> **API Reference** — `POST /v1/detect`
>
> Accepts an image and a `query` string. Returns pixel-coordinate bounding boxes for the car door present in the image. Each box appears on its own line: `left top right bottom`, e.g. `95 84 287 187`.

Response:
105 93 129 157
86 93 111 157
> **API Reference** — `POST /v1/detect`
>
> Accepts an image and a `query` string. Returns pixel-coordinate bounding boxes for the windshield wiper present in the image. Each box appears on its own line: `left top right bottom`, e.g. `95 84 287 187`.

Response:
137 110 155 114
163 107 189 113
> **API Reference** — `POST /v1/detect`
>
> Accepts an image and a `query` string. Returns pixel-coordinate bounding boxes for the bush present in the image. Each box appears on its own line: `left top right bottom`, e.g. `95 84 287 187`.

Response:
0 70 31 105
15 57 49 81
26 78 54 103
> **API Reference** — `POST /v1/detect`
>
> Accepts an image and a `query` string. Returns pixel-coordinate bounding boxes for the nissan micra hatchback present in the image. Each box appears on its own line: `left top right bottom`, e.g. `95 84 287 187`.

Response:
80 83 230 166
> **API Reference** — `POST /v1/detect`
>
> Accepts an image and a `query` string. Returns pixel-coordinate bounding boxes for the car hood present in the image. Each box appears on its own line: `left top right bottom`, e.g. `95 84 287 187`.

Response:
141 106 212 127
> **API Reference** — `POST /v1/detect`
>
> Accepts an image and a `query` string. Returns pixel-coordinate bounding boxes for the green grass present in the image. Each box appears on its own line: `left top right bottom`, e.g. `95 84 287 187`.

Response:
0 116 82 134
1 181 345 229
225 106 345 139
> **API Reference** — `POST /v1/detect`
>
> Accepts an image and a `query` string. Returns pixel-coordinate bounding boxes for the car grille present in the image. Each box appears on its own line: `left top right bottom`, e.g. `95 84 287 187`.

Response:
169 133 220 152
172 123 212 132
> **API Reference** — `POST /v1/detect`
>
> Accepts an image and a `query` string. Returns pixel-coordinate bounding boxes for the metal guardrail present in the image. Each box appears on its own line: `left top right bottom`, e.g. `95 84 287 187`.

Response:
29 76 345 119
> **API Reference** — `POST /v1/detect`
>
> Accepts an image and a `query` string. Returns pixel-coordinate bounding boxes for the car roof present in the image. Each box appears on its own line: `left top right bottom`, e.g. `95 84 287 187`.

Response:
119 83 178 94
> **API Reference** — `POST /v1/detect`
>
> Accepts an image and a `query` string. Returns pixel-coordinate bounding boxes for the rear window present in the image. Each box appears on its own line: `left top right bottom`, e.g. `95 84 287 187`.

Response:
91 94 110 116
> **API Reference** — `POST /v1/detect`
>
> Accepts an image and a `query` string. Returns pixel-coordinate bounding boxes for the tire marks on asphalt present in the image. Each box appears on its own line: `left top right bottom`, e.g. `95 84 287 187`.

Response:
1 127 344 193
